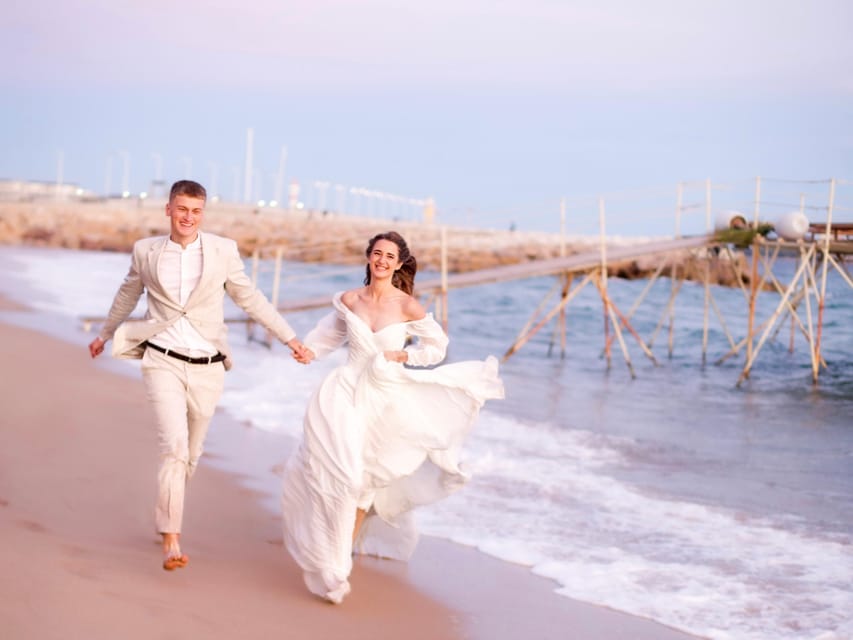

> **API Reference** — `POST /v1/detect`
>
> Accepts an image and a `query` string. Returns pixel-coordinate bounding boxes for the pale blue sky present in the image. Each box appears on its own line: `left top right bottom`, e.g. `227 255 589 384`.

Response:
2 0 852 234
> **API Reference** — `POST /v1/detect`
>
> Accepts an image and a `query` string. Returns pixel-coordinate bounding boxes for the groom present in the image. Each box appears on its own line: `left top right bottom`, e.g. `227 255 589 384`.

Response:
89 179 308 570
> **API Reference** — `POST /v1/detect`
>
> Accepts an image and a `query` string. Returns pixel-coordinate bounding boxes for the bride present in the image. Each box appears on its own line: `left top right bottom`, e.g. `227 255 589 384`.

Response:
281 231 503 603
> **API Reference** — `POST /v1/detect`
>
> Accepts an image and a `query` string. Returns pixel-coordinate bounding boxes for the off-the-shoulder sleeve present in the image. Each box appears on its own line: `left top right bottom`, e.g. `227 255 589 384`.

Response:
404 314 448 367
304 309 348 358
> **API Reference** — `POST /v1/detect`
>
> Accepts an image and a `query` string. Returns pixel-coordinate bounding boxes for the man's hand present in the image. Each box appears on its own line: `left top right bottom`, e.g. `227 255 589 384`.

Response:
89 337 106 359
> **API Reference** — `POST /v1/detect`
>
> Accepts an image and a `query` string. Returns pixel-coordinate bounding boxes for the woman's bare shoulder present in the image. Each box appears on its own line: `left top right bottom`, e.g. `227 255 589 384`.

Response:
402 293 427 321
340 288 364 308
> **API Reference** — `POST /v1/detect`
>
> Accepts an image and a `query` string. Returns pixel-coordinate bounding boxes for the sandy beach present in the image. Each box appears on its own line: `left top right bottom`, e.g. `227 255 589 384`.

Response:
0 292 700 640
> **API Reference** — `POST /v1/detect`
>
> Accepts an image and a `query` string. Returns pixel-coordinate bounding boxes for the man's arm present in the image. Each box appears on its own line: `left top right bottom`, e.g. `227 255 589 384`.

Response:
89 252 145 359
221 240 307 355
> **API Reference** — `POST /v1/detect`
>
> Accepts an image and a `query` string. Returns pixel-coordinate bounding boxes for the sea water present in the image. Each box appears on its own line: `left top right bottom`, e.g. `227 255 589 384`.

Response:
1 244 851 640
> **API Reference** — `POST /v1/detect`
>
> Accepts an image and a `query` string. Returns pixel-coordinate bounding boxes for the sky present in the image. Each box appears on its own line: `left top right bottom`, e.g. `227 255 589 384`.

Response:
2 0 852 235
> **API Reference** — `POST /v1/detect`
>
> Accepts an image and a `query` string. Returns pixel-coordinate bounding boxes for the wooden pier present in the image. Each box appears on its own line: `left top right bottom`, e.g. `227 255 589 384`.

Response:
79 176 851 385
265 177 853 385
245 230 849 386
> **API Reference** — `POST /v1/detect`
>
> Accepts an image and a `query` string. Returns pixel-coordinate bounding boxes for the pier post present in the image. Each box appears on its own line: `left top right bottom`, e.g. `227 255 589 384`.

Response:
440 225 449 332
702 179 713 364
803 244 820 379
814 177 836 382
702 253 711 365
742 177 762 381
704 178 712 234
549 273 570 359
598 197 611 369
558 198 568 358
674 182 683 239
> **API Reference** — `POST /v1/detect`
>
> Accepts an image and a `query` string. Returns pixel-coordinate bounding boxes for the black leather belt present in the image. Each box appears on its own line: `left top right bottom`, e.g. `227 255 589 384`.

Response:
144 341 226 365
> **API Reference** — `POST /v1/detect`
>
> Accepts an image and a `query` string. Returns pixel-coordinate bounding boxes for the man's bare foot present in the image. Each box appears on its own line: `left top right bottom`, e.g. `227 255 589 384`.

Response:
162 533 189 571
163 548 189 570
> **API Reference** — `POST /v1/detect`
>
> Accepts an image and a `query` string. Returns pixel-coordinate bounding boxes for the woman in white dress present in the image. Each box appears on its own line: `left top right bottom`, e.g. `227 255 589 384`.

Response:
281 231 504 603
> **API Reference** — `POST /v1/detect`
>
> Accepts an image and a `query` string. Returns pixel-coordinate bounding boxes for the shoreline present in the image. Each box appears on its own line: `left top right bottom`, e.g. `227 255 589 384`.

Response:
0 292 702 639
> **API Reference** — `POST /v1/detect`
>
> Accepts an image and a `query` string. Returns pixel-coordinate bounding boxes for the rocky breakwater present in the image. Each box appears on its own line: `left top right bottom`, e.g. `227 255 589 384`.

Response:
0 200 750 286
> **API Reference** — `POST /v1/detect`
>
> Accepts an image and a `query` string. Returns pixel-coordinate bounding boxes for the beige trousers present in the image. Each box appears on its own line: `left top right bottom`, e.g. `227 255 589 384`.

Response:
141 348 225 534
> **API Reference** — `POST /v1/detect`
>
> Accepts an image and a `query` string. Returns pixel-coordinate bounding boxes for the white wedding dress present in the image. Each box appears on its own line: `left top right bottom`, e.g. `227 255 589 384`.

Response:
280 292 504 603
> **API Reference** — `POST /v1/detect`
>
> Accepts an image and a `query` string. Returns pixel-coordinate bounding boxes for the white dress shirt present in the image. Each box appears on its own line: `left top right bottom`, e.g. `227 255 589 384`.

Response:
149 234 218 356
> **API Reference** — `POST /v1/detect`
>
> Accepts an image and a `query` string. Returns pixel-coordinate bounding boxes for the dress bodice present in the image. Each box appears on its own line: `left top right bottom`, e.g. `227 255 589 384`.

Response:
303 292 450 369
344 313 409 366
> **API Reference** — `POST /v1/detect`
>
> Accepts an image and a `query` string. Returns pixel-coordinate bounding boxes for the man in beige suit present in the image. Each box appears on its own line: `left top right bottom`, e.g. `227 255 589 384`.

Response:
89 179 308 570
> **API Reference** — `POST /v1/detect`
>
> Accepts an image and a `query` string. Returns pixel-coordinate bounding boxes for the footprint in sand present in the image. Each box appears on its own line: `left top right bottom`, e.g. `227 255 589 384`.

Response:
17 519 47 533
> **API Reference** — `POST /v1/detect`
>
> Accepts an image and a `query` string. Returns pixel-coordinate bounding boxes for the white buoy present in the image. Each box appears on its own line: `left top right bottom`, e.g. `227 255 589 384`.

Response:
714 210 747 231
775 211 810 240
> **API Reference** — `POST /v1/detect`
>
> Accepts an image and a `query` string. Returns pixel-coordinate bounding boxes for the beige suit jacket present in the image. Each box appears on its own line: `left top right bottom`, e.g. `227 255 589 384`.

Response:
98 232 295 371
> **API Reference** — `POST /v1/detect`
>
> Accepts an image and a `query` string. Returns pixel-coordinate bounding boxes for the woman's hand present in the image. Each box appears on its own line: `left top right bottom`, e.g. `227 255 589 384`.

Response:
383 350 408 363
291 344 315 364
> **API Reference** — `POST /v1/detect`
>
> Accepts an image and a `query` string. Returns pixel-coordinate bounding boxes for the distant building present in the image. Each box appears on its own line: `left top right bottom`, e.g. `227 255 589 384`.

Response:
0 179 99 202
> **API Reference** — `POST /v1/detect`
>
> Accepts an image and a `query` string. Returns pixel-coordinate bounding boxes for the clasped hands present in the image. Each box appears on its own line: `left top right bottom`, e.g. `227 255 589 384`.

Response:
289 341 315 365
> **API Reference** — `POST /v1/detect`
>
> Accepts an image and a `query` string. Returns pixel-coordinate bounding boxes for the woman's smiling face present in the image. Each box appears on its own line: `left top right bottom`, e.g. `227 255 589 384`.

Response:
368 238 401 281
